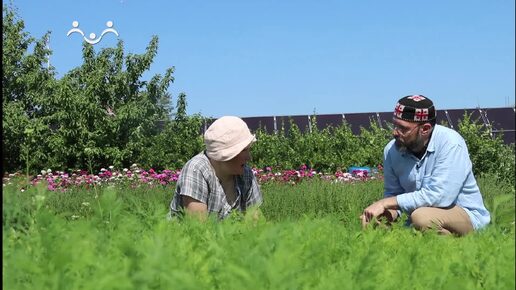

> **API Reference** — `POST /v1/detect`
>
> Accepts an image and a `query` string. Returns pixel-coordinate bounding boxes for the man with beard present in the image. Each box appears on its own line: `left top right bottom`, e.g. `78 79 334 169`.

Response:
360 95 491 235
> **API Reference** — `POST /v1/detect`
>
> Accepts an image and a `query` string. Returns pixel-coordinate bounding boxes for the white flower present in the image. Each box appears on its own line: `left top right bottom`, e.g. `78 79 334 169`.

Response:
109 165 114 170
123 168 128 172
41 169 47 175
47 169 52 173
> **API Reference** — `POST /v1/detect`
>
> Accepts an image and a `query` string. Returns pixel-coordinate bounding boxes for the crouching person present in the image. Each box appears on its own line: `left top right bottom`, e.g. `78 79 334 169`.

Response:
360 95 490 236
170 116 263 221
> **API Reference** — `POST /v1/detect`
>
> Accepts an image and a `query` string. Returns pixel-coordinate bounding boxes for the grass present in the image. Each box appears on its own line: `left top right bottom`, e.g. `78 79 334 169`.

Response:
3 176 515 290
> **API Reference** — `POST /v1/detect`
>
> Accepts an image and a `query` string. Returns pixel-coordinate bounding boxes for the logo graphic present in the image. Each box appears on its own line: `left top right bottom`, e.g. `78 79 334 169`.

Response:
67 21 119 45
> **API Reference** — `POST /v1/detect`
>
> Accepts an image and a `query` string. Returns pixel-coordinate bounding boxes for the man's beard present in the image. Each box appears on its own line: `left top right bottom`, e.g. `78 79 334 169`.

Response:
394 139 408 153
395 133 424 153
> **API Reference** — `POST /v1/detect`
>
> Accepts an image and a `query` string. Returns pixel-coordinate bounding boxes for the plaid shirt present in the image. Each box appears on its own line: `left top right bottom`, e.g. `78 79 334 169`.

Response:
170 152 263 220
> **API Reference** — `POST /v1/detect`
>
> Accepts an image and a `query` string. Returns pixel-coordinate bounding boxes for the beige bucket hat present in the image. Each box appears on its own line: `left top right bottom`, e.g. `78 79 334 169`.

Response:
204 116 256 161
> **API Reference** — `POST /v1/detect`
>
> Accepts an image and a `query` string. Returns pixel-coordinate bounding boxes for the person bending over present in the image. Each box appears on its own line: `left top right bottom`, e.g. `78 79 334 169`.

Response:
170 116 263 220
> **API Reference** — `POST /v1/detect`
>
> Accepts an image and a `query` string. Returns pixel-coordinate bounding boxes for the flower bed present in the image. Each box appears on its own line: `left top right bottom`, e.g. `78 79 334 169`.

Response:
3 164 383 192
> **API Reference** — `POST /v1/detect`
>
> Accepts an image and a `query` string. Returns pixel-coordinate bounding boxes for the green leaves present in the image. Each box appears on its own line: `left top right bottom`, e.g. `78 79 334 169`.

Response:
488 194 515 229
251 117 391 172
2 5 188 173
3 4 514 189
457 112 515 184
138 95 205 170
3 5 56 174
3 178 515 290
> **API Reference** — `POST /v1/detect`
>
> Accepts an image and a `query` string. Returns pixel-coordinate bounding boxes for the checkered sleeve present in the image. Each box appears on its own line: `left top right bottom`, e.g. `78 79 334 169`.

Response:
176 157 210 203
242 166 263 208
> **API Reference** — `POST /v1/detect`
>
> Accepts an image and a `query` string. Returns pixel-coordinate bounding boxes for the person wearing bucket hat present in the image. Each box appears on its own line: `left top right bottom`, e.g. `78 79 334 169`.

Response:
360 95 490 235
169 116 263 220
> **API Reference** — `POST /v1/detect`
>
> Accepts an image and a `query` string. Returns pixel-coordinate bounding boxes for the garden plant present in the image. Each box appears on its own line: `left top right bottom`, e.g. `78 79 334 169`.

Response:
3 5 515 290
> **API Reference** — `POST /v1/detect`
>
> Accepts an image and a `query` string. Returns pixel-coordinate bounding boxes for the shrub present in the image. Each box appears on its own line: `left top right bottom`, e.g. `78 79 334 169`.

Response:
251 116 391 173
457 112 515 184
139 94 205 170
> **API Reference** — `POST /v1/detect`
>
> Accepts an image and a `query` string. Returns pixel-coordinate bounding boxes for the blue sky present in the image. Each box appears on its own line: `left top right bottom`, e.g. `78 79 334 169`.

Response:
9 0 515 118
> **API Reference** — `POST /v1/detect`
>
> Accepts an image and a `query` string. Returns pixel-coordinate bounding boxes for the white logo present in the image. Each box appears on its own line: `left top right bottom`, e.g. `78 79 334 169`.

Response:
67 21 119 45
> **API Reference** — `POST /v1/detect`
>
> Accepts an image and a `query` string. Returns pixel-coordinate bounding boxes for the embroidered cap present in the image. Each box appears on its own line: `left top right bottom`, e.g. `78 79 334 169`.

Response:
204 116 256 161
394 95 436 122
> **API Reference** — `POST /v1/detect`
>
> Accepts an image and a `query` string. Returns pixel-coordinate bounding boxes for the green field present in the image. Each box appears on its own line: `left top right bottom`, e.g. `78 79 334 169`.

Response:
3 177 515 290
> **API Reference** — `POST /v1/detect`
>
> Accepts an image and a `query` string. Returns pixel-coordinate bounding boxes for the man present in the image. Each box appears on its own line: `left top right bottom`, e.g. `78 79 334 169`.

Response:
360 95 490 235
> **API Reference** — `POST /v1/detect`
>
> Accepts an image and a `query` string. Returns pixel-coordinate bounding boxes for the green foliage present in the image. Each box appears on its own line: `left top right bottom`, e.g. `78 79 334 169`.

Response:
457 112 515 184
251 126 292 169
251 116 391 172
2 5 56 175
2 4 514 188
260 179 384 224
250 112 514 184
138 93 205 170
477 173 515 233
2 4 202 173
42 37 174 171
3 177 515 290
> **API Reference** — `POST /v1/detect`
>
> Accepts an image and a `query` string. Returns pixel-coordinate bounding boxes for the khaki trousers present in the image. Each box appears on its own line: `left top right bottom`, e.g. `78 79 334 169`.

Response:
410 206 474 236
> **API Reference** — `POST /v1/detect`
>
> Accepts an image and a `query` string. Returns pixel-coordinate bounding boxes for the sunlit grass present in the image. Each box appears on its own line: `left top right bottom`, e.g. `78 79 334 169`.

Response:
3 177 515 290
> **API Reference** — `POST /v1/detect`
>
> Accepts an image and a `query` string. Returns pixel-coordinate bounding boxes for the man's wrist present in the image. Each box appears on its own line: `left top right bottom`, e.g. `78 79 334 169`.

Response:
381 198 388 209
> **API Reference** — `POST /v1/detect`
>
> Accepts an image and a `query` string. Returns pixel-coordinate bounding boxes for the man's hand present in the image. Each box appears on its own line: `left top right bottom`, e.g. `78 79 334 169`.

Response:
360 200 386 228
360 197 399 228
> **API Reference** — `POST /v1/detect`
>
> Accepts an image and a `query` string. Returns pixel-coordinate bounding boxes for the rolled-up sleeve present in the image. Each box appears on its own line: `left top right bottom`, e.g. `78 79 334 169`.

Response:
175 161 209 203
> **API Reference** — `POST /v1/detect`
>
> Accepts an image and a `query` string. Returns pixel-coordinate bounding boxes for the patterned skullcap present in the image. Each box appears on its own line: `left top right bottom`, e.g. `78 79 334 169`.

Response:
393 95 436 122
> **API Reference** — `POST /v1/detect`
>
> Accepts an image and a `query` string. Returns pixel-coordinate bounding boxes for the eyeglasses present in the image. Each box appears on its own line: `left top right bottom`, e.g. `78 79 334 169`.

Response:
386 123 422 135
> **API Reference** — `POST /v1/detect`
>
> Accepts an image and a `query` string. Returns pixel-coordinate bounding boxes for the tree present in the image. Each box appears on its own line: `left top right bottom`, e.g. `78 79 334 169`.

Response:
45 37 176 170
2 4 56 175
3 4 182 173
139 93 205 170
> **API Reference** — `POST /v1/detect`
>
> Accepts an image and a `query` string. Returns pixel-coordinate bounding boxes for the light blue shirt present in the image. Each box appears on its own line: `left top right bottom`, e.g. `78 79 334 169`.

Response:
383 125 491 230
